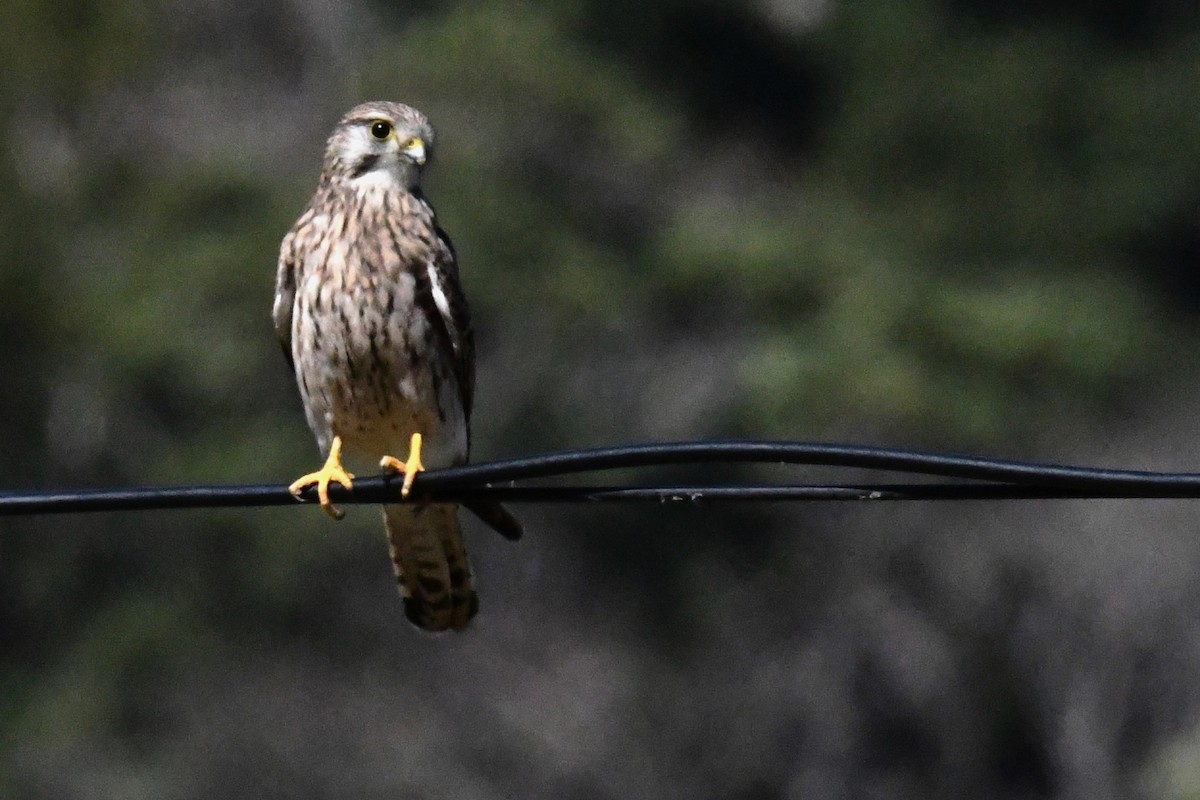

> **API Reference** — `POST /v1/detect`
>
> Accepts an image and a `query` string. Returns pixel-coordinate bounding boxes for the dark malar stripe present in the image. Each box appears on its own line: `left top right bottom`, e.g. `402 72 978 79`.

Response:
349 153 381 179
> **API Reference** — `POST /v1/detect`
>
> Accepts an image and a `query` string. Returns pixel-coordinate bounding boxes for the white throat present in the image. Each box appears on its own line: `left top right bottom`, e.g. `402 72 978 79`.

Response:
350 168 404 192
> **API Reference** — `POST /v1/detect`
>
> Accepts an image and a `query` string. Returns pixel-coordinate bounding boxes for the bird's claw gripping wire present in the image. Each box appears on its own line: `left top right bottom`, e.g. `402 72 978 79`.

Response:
289 435 355 519
380 432 426 499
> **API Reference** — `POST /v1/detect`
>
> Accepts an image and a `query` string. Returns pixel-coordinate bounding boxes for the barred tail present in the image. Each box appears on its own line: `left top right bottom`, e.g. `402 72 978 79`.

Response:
382 503 477 632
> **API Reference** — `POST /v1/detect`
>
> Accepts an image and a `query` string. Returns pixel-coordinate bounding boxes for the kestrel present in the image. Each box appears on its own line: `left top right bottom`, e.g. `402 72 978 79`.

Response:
274 101 521 633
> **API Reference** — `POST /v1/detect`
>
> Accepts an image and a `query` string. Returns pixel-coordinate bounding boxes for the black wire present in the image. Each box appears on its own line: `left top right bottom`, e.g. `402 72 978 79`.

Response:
416 441 1200 488
2 440 1199 516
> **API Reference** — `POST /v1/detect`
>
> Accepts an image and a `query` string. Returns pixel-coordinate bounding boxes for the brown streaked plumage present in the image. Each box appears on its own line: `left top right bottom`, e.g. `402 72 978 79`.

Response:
274 101 521 633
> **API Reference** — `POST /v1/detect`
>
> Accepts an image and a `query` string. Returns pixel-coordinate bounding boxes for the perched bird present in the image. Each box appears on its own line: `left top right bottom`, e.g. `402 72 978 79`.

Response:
274 101 521 632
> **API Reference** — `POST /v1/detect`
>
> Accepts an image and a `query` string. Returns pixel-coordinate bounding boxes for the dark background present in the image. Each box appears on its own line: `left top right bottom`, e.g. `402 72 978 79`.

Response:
4 1 1200 797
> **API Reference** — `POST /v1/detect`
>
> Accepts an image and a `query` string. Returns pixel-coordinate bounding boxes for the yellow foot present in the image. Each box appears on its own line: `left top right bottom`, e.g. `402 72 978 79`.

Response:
289 435 355 520
380 432 425 499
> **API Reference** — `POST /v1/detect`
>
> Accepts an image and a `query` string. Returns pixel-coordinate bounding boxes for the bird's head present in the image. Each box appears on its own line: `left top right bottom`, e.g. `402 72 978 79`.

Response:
324 101 434 190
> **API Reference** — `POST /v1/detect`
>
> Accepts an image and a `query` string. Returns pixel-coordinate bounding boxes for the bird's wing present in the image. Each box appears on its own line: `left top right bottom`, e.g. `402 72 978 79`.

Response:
418 216 522 541
425 224 476 419
424 229 524 541
272 221 303 374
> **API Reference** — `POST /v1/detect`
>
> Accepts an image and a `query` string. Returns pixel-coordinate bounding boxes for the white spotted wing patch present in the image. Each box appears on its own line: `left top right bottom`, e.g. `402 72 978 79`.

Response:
426 258 454 332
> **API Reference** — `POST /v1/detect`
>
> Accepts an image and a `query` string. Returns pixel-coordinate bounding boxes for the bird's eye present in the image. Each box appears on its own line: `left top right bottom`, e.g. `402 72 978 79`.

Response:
370 120 392 140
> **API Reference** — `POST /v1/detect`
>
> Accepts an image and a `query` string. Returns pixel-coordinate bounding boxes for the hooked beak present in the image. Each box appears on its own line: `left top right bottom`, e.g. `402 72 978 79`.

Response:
403 137 427 166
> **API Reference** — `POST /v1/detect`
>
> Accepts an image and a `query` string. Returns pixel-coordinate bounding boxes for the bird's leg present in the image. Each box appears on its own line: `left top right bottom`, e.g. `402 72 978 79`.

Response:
380 432 425 499
289 435 355 520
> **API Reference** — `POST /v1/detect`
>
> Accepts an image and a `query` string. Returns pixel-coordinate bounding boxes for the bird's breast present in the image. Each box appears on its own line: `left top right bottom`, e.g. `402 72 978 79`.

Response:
291 249 465 467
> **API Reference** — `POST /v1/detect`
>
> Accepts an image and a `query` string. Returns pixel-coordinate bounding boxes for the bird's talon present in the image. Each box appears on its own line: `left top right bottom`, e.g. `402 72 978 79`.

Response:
380 432 426 499
290 435 355 519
